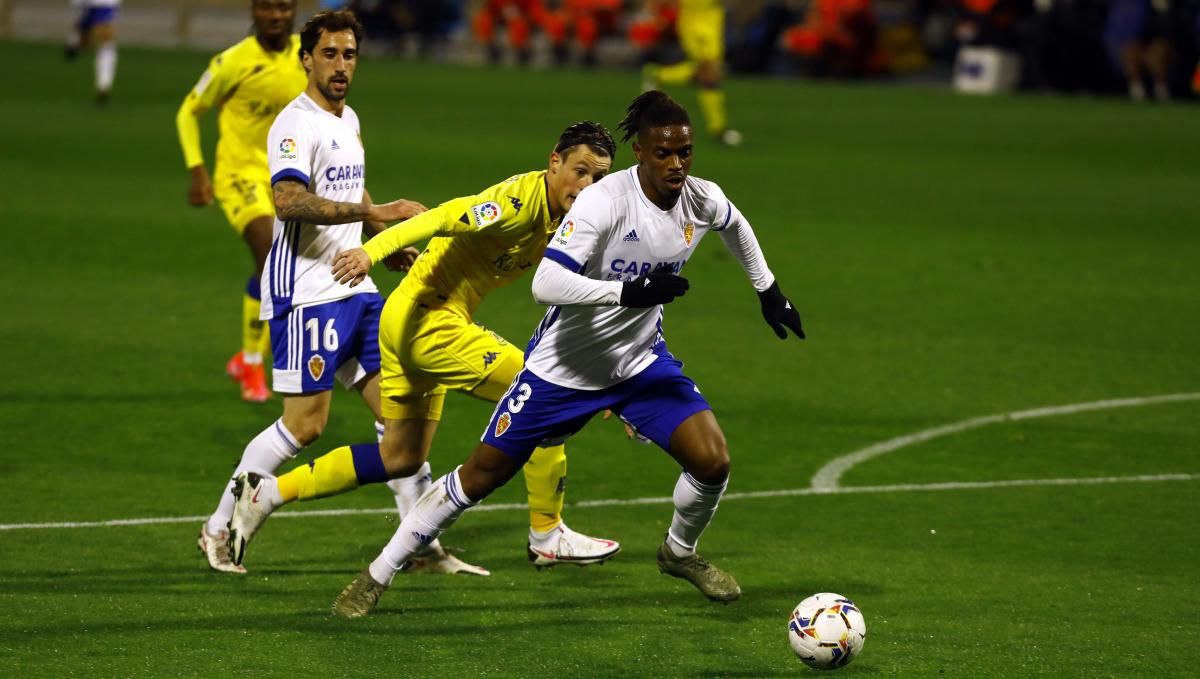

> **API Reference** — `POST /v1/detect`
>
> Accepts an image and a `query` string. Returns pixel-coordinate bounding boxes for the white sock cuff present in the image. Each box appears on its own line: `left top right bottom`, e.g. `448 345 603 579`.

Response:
682 471 728 495
273 419 302 454
374 421 385 443
444 466 477 509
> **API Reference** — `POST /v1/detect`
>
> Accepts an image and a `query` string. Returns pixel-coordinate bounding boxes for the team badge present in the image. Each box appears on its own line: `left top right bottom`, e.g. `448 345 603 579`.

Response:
471 201 503 228
278 137 297 160
683 223 695 246
307 354 326 381
495 412 511 437
554 218 576 247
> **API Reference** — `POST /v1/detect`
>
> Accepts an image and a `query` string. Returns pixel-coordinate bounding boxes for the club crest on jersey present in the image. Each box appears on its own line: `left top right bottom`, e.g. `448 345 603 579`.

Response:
554 219 576 246
471 201 502 228
278 137 298 160
683 223 695 246
308 354 326 381
495 412 512 437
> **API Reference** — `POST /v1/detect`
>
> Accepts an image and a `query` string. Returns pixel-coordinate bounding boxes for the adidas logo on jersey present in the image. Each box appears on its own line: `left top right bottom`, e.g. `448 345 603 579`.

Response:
622 229 640 242
331 139 340 150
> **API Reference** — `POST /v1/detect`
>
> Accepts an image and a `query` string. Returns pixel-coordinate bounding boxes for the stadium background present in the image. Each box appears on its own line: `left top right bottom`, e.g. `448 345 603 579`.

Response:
0 1 1197 676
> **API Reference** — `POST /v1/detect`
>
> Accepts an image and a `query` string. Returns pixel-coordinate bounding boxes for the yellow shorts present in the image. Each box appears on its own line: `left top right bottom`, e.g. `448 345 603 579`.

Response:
213 166 274 233
378 290 523 421
678 8 724 63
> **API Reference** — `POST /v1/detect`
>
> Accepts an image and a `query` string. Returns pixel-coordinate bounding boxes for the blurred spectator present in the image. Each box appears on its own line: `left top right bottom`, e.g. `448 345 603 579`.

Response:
350 0 464 57
473 0 620 65
1104 0 1173 100
781 0 886 77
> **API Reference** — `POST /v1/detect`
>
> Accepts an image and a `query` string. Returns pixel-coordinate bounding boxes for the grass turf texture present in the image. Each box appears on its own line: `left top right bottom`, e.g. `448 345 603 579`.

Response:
1 41 1198 676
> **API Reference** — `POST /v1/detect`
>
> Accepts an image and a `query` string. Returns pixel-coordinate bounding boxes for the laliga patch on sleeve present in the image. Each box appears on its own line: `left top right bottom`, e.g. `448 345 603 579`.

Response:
553 218 576 246
193 70 213 96
471 201 503 228
277 136 298 160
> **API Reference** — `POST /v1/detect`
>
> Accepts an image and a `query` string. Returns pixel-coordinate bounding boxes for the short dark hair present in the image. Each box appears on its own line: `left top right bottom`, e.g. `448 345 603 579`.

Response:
617 91 691 143
554 121 617 160
299 9 364 63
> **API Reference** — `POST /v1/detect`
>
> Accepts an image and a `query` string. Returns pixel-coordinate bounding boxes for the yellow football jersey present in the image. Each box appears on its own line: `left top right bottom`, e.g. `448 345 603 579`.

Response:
177 34 306 172
364 171 557 316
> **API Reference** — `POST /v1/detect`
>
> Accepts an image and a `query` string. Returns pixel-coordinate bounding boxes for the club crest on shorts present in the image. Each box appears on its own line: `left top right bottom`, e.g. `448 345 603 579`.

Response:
683 222 695 246
308 354 326 381
495 412 511 437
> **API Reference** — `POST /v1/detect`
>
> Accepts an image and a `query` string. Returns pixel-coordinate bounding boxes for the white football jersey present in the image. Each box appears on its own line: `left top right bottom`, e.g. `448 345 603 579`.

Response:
525 166 748 390
261 93 376 320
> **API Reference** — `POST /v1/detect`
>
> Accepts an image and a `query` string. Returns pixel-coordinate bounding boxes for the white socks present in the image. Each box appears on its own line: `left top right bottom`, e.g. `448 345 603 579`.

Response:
206 419 302 537
666 472 728 558
386 461 432 517
95 41 116 93
369 467 475 586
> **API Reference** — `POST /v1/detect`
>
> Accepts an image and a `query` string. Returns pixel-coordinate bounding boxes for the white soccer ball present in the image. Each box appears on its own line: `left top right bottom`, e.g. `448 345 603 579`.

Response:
787 592 867 669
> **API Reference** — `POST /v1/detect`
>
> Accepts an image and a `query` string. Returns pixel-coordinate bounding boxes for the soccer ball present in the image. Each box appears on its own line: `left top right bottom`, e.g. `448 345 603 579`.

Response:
787 592 867 669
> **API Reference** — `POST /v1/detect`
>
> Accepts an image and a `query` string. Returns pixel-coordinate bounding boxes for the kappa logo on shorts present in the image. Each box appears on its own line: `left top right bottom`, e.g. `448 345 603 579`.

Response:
495 412 512 437
308 354 326 381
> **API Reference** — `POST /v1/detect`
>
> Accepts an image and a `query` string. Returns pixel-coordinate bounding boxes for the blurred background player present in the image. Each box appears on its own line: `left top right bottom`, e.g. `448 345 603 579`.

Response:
65 0 120 103
636 0 741 146
175 0 307 402
228 121 622 571
331 91 806 618
199 9 428 573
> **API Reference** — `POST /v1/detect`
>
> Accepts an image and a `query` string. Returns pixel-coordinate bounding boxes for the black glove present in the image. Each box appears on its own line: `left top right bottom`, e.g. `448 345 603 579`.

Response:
620 273 690 308
758 281 805 339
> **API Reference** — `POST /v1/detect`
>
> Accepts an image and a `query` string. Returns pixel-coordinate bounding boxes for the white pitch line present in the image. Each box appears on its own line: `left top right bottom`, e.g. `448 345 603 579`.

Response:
809 392 1200 491
1 473 1196 532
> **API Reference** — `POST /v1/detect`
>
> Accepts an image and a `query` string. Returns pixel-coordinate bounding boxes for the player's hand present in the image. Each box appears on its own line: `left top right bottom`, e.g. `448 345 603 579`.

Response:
757 281 805 340
187 166 213 207
602 409 636 440
382 246 420 272
332 248 372 287
619 273 689 308
370 199 427 223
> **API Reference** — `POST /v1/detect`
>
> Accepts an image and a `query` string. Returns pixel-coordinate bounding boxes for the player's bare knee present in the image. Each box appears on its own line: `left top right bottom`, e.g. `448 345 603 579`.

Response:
687 437 730 485
379 441 426 478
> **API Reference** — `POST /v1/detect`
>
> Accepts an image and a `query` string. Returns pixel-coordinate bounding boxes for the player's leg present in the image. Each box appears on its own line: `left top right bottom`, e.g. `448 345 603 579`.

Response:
617 358 739 602
457 328 619 567
89 11 118 103
334 369 602 617
680 7 740 146
222 178 275 402
199 390 326 573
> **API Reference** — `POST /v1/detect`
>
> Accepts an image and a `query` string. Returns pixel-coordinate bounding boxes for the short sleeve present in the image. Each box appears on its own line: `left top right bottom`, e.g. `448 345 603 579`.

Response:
268 111 316 187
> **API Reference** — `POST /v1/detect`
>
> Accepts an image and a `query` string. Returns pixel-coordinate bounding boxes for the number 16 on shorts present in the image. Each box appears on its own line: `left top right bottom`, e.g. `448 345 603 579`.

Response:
269 293 383 394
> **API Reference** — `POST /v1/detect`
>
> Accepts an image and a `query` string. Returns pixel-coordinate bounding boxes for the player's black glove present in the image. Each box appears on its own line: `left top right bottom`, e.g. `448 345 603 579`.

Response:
620 273 690 308
758 281 805 339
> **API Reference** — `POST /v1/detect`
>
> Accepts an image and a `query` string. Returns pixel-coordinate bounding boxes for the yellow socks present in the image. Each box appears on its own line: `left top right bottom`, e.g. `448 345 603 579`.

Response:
242 292 267 361
523 444 567 532
275 443 388 503
697 87 727 137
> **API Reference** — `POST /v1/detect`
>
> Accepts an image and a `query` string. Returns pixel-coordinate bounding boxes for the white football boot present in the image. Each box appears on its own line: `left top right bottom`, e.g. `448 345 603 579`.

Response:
227 472 275 566
197 524 246 574
403 544 491 576
527 523 620 569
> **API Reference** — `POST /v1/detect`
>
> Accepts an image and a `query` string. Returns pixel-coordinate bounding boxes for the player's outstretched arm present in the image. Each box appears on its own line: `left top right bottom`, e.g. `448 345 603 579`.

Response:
272 179 419 225
715 206 805 340
531 258 687 308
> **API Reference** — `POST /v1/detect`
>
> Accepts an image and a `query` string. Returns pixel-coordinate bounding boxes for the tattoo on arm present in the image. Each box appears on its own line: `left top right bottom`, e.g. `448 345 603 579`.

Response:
273 180 369 224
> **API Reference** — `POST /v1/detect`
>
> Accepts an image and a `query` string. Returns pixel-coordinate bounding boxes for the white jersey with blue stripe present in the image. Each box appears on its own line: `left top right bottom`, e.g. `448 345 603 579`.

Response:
260 93 376 320
525 166 746 390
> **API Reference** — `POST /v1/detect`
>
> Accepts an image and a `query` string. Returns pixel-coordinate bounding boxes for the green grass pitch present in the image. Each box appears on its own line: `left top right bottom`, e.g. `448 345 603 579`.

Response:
1 40 1198 676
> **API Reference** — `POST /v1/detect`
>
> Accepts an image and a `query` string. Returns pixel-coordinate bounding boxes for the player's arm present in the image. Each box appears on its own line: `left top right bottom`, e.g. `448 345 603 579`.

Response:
360 187 423 273
175 56 231 207
272 179 421 225
715 199 805 340
332 191 512 286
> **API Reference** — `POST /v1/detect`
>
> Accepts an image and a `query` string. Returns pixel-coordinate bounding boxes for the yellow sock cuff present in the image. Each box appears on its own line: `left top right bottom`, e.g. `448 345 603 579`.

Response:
282 446 360 502
530 512 561 533
657 61 697 86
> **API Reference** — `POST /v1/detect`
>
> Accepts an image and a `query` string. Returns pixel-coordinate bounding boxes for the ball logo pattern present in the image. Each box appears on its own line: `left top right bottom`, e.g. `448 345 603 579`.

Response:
787 592 867 669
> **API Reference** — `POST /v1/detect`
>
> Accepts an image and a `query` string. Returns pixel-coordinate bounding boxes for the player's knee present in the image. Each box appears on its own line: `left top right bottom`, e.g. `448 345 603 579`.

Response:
379 439 427 478
287 417 326 446
689 436 730 485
